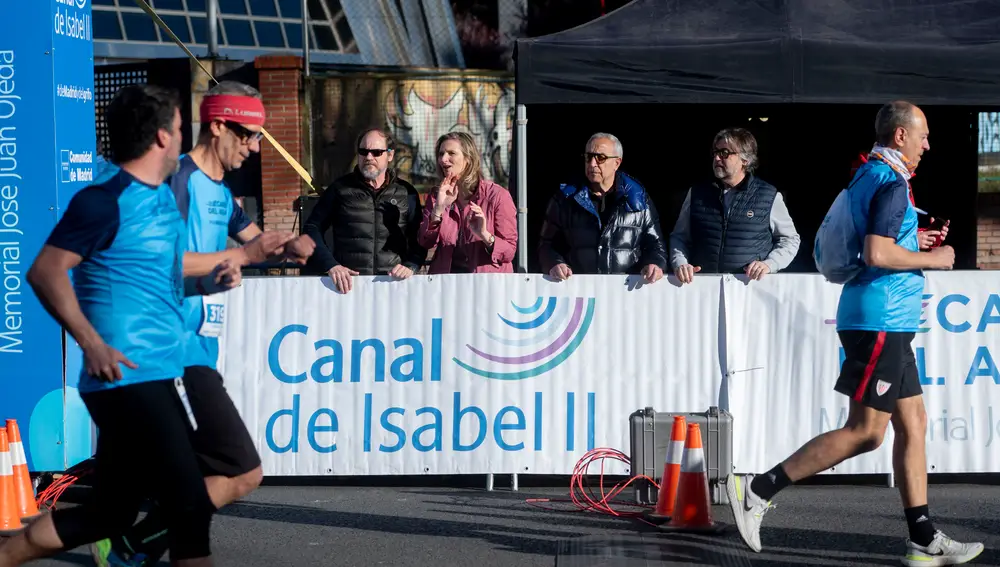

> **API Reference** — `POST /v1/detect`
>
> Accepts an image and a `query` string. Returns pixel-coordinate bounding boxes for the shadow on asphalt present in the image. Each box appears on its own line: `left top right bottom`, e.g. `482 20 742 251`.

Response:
219 499 959 566
218 500 564 557
45 483 999 566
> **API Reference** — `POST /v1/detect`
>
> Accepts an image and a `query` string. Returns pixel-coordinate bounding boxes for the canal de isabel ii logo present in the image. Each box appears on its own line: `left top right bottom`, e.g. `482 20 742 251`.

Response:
453 296 596 380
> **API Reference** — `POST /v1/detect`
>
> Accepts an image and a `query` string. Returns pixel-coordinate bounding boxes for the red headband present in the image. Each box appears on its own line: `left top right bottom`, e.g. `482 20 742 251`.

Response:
200 94 266 126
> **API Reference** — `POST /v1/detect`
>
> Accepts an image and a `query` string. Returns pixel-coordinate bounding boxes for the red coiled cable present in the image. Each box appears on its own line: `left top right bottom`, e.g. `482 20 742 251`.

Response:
525 447 659 524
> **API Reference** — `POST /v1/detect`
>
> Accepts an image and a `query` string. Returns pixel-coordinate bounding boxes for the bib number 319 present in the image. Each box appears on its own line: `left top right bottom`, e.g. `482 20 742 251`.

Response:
207 304 225 324
198 295 226 338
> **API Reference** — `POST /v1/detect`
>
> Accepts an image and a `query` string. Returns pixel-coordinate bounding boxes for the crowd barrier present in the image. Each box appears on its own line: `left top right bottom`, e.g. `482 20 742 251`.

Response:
213 271 1000 478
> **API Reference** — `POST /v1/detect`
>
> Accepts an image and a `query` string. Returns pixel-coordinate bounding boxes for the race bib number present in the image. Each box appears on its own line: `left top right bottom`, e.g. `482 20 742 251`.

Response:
198 294 226 338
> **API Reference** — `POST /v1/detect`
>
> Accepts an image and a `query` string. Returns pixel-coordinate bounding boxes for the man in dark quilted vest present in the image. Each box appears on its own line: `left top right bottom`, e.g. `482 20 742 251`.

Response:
303 127 426 293
670 128 800 282
537 132 667 282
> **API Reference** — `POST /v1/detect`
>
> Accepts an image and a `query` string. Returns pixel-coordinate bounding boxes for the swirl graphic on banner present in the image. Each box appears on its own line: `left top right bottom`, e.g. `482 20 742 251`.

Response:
453 296 596 380
917 294 933 333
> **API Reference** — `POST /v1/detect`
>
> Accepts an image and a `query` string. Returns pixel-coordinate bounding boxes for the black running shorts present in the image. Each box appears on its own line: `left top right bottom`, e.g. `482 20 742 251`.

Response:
834 331 922 413
183 365 262 478
54 379 216 559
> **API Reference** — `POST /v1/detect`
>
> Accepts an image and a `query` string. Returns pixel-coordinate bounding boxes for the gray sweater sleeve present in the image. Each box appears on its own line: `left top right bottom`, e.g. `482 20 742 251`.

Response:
763 192 801 273
668 189 693 271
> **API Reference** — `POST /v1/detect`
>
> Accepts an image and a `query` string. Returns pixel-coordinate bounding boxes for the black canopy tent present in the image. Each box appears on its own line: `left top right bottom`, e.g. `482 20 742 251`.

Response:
514 0 1000 105
508 0 1000 273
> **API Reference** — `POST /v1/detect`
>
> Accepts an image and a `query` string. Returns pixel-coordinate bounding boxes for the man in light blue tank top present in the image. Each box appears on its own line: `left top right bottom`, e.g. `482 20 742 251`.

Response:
726 102 983 566
91 81 315 567
173 82 314 370
4 85 243 567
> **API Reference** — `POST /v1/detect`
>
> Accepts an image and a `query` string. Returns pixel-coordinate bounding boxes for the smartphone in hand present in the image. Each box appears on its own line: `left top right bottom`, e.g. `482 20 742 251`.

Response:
923 217 949 248
928 217 949 231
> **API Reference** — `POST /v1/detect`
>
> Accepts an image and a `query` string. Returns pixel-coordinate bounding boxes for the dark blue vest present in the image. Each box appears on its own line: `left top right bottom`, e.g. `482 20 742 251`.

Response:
688 175 777 273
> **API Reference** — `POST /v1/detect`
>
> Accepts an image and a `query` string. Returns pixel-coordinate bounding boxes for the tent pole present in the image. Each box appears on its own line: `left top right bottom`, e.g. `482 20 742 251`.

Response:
516 104 528 273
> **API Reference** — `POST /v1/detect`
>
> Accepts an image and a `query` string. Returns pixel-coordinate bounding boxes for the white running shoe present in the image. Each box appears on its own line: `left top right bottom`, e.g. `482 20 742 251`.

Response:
902 530 984 566
725 474 774 552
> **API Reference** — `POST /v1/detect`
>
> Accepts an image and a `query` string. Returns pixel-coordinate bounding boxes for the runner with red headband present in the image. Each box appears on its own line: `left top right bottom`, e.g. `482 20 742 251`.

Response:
91 81 316 567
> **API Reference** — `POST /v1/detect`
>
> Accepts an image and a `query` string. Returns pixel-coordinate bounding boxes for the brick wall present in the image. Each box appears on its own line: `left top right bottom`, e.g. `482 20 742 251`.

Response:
255 55 303 233
978 193 1000 270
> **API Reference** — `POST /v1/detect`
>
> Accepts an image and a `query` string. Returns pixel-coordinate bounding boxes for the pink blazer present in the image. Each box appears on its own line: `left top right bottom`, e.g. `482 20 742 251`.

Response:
418 178 518 274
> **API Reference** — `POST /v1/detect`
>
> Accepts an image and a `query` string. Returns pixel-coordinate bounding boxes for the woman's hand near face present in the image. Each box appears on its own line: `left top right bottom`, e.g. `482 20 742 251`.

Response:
433 173 459 217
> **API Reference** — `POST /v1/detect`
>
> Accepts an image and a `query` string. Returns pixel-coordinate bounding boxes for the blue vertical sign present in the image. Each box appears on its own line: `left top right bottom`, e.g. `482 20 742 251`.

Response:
0 0 95 471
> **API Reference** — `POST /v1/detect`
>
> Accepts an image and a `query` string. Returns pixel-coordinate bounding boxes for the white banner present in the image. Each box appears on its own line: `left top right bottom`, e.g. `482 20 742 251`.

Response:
724 272 1000 475
217 274 724 476
218 272 1000 476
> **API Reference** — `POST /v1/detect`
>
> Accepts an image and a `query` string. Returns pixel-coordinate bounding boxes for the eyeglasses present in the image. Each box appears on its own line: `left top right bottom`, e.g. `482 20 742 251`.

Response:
358 148 390 157
712 148 740 159
583 152 619 164
223 121 264 143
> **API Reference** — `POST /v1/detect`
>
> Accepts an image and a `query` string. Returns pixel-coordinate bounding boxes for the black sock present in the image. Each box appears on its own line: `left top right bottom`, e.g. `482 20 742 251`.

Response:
119 507 171 562
749 464 792 501
904 505 936 547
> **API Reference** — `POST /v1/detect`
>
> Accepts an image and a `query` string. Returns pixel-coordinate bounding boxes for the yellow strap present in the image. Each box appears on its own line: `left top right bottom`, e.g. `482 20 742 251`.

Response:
132 0 317 193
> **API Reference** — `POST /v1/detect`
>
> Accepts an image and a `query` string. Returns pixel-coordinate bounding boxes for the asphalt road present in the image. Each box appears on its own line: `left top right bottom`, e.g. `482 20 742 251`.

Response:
18 479 1000 566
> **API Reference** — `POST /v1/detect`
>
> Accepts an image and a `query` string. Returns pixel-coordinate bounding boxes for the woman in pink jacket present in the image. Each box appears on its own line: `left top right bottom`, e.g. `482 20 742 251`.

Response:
418 132 518 273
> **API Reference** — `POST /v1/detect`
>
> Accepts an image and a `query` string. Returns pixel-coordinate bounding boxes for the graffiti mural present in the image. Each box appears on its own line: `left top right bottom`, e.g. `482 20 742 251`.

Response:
307 73 514 195
384 80 514 186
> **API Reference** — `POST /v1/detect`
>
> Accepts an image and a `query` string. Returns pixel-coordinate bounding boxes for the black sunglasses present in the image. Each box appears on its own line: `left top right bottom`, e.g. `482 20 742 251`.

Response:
583 152 619 164
712 148 740 159
358 147 390 157
223 120 263 143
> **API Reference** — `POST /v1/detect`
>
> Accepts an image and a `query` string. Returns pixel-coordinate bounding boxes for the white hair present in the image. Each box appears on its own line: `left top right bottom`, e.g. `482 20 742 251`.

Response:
586 132 623 158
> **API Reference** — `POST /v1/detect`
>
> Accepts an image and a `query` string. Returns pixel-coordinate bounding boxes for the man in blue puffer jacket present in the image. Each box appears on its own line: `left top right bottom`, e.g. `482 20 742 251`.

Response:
726 101 983 567
537 132 667 282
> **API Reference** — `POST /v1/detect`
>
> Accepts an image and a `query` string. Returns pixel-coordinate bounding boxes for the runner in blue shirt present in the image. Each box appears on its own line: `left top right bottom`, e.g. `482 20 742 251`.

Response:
726 101 983 566
172 85 314 371
91 81 315 567
1 85 241 567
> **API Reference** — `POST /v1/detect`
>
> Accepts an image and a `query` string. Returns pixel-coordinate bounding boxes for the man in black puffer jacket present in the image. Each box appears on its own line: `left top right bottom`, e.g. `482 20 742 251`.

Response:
303 128 426 293
538 132 667 281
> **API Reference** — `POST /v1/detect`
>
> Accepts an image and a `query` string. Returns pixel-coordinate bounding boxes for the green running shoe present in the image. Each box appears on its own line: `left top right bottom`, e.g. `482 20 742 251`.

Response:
89 538 148 567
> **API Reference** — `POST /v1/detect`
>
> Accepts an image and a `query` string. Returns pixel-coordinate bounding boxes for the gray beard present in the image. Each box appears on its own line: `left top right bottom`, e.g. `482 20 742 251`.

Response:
361 165 384 181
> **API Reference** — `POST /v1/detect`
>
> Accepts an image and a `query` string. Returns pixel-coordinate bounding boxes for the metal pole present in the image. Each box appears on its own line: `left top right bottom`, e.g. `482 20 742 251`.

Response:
515 104 528 273
207 0 218 57
301 0 313 187
301 0 310 76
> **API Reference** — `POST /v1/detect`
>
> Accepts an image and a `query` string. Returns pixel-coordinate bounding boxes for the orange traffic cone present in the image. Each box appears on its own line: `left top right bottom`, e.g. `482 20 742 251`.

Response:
6 420 40 521
644 415 686 524
658 423 726 534
0 428 24 534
